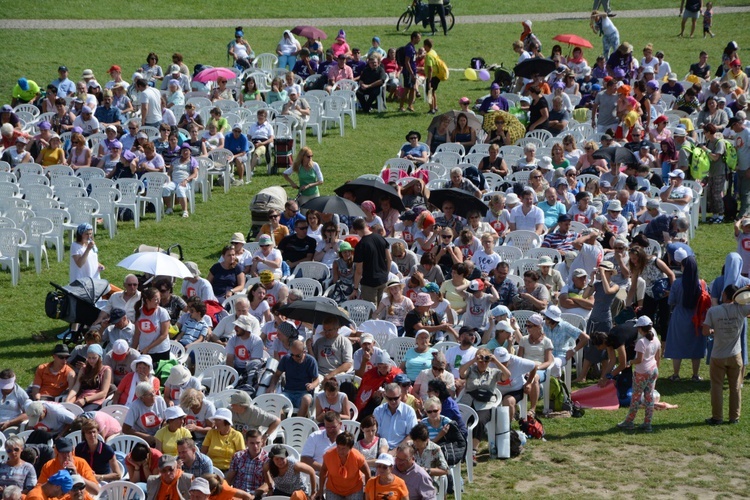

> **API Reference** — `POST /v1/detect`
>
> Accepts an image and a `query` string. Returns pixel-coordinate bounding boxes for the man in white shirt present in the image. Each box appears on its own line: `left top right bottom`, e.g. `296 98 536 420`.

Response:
72 106 100 136
444 327 478 393
93 274 141 325
225 316 264 372
301 411 342 471
660 169 693 213
135 78 163 127
181 262 218 302
248 109 274 176
569 229 603 284
509 188 545 234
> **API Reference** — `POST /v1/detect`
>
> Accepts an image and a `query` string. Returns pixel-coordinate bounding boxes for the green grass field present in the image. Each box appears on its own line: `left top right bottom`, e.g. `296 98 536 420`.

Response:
1 8 749 497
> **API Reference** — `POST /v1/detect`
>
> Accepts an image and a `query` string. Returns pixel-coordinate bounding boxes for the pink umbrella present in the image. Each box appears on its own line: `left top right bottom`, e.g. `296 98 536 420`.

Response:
193 67 237 84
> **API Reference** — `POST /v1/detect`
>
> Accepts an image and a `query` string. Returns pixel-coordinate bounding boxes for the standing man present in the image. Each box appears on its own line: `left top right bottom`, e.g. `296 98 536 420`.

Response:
352 218 391 306
730 117 750 216
423 39 442 115
134 78 162 128
427 0 448 36
702 284 749 425
399 31 422 113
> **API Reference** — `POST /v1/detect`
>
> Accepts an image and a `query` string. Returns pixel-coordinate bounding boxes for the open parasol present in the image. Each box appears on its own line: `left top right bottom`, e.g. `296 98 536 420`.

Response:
482 111 526 145
193 67 237 83
552 34 594 49
291 25 328 40
513 58 558 79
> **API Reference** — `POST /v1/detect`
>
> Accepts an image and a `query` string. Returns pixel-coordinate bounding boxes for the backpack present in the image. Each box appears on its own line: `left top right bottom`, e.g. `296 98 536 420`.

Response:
435 56 450 81
691 279 712 334
438 421 467 466
395 46 407 68
519 415 545 439
509 430 525 458
548 377 573 412
470 57 486 70
155 358 179 385
204 299 228 328
721 138 738 171
682 141 710 180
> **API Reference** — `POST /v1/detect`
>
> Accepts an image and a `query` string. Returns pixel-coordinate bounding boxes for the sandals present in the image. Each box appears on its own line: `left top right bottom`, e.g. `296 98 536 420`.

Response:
667 375 680 382
691 375 703 382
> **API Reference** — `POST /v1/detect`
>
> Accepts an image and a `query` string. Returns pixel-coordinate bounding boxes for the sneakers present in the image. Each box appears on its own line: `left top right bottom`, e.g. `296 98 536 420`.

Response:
182 211 189 218
616 420 635 430
165 208 173 215
705 417 724 425
639 423 653 433
231 178 243 187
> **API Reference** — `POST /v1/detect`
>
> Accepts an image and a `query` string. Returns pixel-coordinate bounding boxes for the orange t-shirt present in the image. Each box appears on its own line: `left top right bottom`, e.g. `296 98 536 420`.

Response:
39 457 97 486
33 362 75 398
365 476 409 500
156 469 183 500
210 482 239 500
323 448 366 497
25 485 51 500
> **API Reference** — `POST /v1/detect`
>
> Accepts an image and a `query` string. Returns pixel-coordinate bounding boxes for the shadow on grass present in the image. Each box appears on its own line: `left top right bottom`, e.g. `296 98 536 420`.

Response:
551 419 708 439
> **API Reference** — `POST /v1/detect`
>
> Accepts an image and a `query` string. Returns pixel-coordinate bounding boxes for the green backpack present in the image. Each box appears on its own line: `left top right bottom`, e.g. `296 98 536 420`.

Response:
682 141 710 180
548 376 573 412
721 138 738 171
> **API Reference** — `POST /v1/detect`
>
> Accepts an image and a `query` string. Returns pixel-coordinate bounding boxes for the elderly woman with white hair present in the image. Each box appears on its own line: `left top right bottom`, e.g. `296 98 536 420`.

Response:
0 435 36 493
179 388 216 444
514 143 539 172
122 381 167 446
443 166 482 198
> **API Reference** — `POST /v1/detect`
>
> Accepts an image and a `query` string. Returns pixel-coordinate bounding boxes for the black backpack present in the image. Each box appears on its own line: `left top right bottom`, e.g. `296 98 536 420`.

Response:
396 46 407 68
509 430 524 458
438 421 468 466
470 57 486 70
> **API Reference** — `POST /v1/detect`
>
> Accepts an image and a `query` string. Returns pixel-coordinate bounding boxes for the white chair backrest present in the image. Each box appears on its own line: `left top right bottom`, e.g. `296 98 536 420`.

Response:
196 365 239 395
186 343 227 375
262 444 300 462
287 277 323 298
358 319 398 348
504 230 542 252
510 258 539 276
98 481 146 500
339 300 376 326
435 142 466 157
252 393 294 420
385 337 416 364
524 247 562 264
279 417 319 453
99 404 129 425
106 434 150 455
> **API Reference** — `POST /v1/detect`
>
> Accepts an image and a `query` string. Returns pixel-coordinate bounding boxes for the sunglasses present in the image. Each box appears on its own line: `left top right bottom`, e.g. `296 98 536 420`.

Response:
409 136 418 140
426 409 440 414
305 154 313 158
431 365 444 371
269 214 279 218
297 226 308 230
386 396 400 402
442 235 452 239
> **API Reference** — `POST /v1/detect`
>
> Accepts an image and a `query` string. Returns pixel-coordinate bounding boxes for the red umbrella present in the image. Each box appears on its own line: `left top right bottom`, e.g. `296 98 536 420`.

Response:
291 25 328 40
552 34 594 49
193 67 237 84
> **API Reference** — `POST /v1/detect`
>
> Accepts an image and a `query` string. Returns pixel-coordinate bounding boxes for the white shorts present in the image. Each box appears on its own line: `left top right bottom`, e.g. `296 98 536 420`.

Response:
163 181 191 198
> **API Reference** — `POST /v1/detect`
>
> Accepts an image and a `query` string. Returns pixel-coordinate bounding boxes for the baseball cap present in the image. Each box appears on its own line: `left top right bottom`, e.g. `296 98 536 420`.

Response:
258 234 273 246
48 471 74 494
111 338 129 360
557 214 572 223
494 347 511 363
495 321 514 334
190 478 211 495
421 282 440 294
394 374 411 385
728 117 742 127
668 169 685 179
375 453 395 466
572 268 588 278
54 436 74 453
109 308 126 323
232 124 242 131
230 390 252 406
108 65 121 73
634 316 653 328
26 402 45 427
599 261 615 271
646 199 661 209
338 241 354 252
158 455 178 469
467 279 485 292
372 350 391 365
399 210 417 221
58 66 68 72
673 247 688 263
360 333 374 344
527 313 545 326
672 128 687 137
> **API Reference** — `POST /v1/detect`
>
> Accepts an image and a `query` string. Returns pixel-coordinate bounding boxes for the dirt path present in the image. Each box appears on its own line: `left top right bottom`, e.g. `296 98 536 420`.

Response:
1 6 748 29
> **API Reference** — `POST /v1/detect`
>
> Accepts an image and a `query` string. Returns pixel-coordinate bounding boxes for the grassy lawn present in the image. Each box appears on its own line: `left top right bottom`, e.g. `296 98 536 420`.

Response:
2 0 748 20
0 12 748 498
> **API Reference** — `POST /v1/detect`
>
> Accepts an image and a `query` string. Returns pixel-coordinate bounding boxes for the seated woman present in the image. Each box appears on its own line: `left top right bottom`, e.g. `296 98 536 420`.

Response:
179 388 216 444
277 30 302 71
75 418 122 484
112 354 160 405
238 77 262 105
365 453 408 500
400 329 437 382
155 406 192 456
259 210 290 247
450 113 476 150
68 132 91 169
66 344 112 411
37 134 66 167
314 221 341 268
354 415 390 470
263 445 316 497
426 379 466 437
375 280 415 337
210 77 234 102
0 435 36 493
420 396 455 441
162 144 197 218
409 423 449 481
478 144 508 176
514 143 539 172
125 442 162 485
510 270 550 312
229 29 254 69
330 241 357 303
201 409 244 471
250 234 283 278
122 381 167 446
399 130 429 167
208 245 246 300
319 432 370 500
458 348 510 465
315 378 352 423
427 114 451 154
575 141 608 175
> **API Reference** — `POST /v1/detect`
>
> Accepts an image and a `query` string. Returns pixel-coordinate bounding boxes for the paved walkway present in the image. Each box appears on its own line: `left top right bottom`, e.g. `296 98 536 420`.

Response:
1 6 748 29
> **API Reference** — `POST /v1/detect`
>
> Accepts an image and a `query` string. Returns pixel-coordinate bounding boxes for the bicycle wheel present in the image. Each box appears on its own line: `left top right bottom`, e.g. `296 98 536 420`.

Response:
446 11 455 31
397 11 413 32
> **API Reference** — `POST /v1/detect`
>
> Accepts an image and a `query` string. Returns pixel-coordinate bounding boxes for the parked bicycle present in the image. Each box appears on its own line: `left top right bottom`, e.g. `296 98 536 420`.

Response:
397 0 455 33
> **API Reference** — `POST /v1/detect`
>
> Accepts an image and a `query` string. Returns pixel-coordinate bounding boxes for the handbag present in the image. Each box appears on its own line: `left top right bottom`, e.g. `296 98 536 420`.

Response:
438 421 467 466
651 277 671 300
468 389 494 402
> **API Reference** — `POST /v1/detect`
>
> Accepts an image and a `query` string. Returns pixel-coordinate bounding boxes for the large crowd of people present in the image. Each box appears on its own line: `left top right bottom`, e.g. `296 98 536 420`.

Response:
1 6 749 500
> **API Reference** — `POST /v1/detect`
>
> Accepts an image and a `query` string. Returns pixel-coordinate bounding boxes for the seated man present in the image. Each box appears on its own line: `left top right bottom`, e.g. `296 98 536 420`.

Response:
393 442 437 500
292 48 319 79
270 339 319 417
280 87 310 129
146 455 192 500
209 296 250 345
260 270 289 307
25 401 75 438
225 316 264 373
93 274 141 325
100 308 135 347
228 391 280 443
660 169 693 213
103 339 139 388
0 369 30 432
93 89 124 130
494 347 537 422
26 470 74 500
547 96 569 136
479 83 509 113
181 262 218 302
509 188 545 235
176 438 213 478
226 429 270 497
356 54 388 113
312 316 354 380
38 438 99 496
542 305 589 378
354 350 401 416
352 333 387 378
325 53 354 93
247 109 274 175
538 189 568 231
278 219 316 271
558 268 594 320
301 411 342 472
373 383 418 451
542 214 577 253
30 345 76 401
224 124 250 186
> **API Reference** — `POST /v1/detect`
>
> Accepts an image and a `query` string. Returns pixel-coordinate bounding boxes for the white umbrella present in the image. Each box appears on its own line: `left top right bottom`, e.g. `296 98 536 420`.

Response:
116 252 192 279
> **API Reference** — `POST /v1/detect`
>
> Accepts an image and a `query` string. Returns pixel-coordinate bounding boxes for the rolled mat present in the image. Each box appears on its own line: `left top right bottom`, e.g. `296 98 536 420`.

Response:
570 380 621 410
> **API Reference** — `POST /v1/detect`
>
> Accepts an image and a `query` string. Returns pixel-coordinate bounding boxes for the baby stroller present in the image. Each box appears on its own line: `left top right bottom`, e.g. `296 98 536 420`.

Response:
493 65 515 93
45 277 111 344
249 186 287 240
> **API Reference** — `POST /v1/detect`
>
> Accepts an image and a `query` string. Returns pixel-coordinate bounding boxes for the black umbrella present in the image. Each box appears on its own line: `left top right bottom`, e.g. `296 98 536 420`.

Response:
513 58 557 79
592 146 639 168
334 178 405 212
279 299 353 327
428 188 489 217
300 196 366 218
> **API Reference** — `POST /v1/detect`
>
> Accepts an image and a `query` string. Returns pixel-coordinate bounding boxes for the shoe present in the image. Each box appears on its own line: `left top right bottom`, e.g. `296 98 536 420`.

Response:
398 107 405 112
639 423 653 433
691 375 703 382
667 374 680 382
182 211 189 218
705 417 724 425
165 208 173 215
231 179 243 187
428 109 436 115
616 420 634 430
472 450 478 466
715 216 724 223
729 419 740 424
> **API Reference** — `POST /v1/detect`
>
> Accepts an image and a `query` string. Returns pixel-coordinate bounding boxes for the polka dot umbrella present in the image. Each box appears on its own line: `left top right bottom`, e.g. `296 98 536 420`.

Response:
482 110 526 145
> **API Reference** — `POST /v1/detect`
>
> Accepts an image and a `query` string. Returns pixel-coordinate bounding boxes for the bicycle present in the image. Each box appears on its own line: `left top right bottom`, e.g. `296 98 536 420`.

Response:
397 0 455 33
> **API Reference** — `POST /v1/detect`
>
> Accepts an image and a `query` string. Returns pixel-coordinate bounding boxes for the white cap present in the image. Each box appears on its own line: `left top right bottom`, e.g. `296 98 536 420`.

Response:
190 477 211 495
375 453 395 466
634 316 653 328
674 247 688 263
494 347 511 363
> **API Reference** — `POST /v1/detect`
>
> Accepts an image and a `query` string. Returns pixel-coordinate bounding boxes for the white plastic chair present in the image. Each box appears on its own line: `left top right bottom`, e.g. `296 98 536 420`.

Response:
205 389 237 410
90 188 121 239
45 165 75 185
510 258 539 277
195 157 213 202
510 310 536 336
291 261 331 287
435 143 466 157
137 172 169 222
339 300 375 326
252 53 279 73
279 417 319 453
51 176 85 192
385 337 416 365
59 402 85 416
66 430 83 447
196 365 239 395
106 434 150 455
99 404 129 425
358 319 398 348
114 178 144 229
525 129 553 143
431 151 462 166
287 277 322 298
170 340 187 364
35 208 69 262
208 148 234 195
504 230 542 252
492 245 522 263
0 228 26 286
524 247 562 264
186 343 227 376
75 166 105 188
341 419 361 439
262 444 300 462
252 393 294 420
55 186 87 209
321 95 346 137
98 480 146 500
63 197 100 242
222 293 249 316
19 217 53 274
331 89 357 129
457 403 479 483
15 163 44 179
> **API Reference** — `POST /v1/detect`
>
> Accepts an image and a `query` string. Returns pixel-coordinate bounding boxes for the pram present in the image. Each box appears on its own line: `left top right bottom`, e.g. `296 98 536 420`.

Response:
249 186 288 240
45 277 111 344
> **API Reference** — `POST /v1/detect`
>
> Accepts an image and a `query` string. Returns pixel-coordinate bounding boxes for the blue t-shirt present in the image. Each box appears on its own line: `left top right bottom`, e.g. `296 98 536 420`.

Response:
208 262 243 297
179 316 209 346
405 43 417 73
348 60 367 79
279 354 318 392
400 143 429 158
537 201 567 229
224 132 249 155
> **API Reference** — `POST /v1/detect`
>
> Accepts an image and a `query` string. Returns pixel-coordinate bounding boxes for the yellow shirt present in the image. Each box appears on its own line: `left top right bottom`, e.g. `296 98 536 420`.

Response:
39 147 64 167
155 426 192 456
424 49 439 77
202 428 245 470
